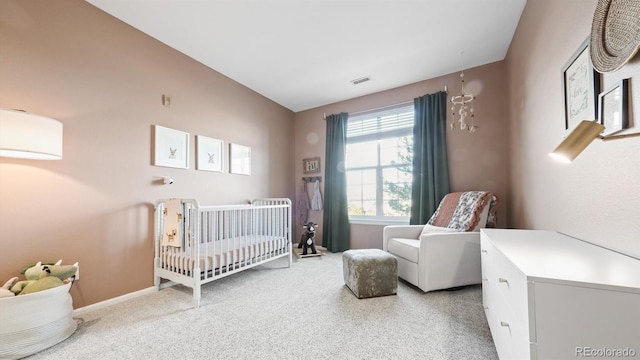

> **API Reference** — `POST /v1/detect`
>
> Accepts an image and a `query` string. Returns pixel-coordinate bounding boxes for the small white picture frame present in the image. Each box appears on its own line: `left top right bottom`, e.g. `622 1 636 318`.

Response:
598 78 629 137
230 143 251 175
153 125 189 169
196 135 224 172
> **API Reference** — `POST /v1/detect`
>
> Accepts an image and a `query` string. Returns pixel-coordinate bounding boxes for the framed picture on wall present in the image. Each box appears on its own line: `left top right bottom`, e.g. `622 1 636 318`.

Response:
561 37 601 131
153 125 189 169
303 157 321 174
598 78 629 137
230 143 251 175
196 135 224 172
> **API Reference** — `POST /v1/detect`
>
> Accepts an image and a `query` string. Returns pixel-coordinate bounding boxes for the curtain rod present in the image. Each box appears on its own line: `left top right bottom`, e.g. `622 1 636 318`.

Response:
348 100 413 117
323 86 448 120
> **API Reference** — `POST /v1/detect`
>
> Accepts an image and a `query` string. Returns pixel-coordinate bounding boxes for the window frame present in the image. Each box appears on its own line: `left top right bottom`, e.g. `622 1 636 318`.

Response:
345 105 414 225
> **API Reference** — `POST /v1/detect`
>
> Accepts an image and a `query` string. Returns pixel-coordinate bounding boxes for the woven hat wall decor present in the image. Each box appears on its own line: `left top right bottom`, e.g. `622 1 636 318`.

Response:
590 0 640 73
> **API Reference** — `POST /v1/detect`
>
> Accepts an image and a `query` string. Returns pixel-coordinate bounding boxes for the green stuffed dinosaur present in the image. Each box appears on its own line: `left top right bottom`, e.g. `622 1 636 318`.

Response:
10 260 77 295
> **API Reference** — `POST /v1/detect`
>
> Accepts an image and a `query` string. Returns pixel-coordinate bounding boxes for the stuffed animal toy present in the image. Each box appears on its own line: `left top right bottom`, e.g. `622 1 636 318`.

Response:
0 277 18 298
10 261 77 296
19 267 65 295
24 261 77 281
298 222 318 255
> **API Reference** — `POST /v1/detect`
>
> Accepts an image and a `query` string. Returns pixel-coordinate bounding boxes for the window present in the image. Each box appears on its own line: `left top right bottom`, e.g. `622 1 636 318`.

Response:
346 104 414 223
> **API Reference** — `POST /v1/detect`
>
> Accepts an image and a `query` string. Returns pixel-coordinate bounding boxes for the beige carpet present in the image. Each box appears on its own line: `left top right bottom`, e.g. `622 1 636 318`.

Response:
26 252 497 360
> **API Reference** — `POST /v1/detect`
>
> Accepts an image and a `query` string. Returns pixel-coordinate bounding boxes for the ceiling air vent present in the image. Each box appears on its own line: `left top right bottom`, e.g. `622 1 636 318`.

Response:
351 76 372 85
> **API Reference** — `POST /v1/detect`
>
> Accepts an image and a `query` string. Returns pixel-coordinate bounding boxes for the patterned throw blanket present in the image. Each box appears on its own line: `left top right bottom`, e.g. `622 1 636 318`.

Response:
427 191 498 231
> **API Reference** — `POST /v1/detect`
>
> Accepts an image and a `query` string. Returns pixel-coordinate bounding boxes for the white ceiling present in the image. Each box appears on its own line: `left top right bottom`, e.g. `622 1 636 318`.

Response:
86 0 527 112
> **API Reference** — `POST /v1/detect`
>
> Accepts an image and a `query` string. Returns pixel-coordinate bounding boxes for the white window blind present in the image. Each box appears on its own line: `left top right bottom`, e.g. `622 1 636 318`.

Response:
347 104 414 141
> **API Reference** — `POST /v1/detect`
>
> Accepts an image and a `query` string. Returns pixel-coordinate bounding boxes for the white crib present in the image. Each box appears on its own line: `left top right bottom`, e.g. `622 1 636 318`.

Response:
154 198 292 307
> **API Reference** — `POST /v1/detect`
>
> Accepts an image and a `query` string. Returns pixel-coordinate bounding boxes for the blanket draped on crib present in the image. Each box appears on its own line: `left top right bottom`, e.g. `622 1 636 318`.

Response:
162 198 183 247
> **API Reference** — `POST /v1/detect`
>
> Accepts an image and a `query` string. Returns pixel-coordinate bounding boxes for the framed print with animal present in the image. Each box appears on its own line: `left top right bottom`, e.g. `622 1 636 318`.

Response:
153 125 189 169
196 135 224 172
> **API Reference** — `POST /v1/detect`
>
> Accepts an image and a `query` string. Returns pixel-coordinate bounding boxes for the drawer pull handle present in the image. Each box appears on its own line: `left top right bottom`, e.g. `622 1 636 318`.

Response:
500 321 510 327
481 250 488 253
499 278 509 284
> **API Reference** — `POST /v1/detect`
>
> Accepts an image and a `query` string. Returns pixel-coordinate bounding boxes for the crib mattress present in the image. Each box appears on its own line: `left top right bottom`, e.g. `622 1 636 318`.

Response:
161 235 287 273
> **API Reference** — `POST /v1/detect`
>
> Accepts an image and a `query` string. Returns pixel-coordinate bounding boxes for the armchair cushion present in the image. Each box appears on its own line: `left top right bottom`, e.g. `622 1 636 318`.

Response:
419 224 460 238
386 238 419 263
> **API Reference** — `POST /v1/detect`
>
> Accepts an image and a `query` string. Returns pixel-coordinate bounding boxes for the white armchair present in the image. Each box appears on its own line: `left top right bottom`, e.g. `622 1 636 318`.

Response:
383 191 498 293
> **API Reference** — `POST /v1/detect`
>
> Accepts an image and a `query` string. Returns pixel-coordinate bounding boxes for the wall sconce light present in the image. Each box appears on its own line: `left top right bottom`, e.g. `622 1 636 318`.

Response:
549 120 604 163
0 108 63 160
549 120 640 163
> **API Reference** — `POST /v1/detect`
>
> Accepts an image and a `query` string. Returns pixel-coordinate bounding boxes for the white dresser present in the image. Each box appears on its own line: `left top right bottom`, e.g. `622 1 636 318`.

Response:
481 229 640 360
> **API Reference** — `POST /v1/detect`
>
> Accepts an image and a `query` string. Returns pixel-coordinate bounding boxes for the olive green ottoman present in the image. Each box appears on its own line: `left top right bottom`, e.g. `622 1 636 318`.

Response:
343 249 398 299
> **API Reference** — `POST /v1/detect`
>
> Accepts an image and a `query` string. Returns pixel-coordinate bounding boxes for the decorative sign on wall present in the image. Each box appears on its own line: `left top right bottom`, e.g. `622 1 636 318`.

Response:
303 157 321 174
561 38 601 132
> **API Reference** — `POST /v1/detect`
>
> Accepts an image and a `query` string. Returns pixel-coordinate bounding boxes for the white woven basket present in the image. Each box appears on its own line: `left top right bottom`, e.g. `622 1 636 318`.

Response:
0 282 76 359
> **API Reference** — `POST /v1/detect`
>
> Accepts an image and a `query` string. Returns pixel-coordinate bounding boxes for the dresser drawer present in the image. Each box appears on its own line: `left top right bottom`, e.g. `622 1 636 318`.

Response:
480 239 495 314
482 234 532 359
481 238 530 328
490 289 531 359
482 275 495 323
486 309 512 360
480 239 494 280
491 246 529 326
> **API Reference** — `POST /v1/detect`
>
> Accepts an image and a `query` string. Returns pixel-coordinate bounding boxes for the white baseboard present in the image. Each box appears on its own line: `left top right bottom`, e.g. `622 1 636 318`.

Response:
73 286 157 317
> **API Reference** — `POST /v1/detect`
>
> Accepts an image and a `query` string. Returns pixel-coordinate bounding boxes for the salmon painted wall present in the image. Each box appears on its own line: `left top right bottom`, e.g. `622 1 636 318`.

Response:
294 62 510 249
506 0 640 259
0 0 295 307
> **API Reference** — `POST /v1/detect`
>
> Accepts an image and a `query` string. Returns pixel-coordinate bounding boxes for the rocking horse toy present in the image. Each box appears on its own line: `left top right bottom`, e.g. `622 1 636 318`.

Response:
298 222 318 255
